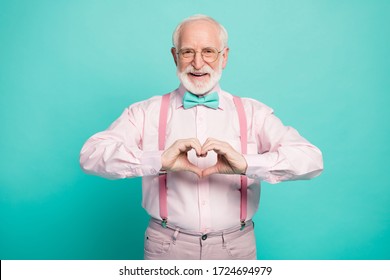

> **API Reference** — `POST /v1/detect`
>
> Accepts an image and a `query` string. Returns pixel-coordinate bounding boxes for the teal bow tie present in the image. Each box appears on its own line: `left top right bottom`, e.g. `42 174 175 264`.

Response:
182 91 219 109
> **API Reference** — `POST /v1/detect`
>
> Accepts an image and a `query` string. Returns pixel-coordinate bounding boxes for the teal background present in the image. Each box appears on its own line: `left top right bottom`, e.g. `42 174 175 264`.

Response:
1 0 389 260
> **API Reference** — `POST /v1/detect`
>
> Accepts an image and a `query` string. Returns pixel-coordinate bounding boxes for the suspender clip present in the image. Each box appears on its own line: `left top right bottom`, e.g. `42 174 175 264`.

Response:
161 219 167 228
240 220 246 231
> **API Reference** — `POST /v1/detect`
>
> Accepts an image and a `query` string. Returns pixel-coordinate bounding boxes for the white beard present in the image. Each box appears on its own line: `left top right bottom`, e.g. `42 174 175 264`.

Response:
177 59 223 95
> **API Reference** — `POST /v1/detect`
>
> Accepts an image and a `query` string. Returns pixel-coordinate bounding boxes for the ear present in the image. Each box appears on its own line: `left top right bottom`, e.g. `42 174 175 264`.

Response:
171 47 178 66
221 47 229 69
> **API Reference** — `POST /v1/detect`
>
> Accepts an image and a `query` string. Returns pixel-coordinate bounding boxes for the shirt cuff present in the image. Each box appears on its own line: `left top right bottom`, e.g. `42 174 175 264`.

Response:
140 150 164 176
243 153 277 182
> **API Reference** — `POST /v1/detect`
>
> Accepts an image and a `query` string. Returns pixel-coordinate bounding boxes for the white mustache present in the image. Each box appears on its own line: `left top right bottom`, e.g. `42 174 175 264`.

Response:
184 65 213 75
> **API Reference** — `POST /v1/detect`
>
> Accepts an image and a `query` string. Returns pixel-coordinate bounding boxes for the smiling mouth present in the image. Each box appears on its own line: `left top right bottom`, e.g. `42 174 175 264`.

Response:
189 72 209 78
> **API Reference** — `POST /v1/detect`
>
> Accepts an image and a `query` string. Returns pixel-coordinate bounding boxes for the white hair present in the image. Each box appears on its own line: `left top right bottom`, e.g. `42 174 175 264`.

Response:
172 14 228 49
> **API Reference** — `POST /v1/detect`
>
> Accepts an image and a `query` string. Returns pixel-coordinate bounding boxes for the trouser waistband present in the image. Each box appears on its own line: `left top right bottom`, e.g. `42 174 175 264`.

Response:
148 218 254 245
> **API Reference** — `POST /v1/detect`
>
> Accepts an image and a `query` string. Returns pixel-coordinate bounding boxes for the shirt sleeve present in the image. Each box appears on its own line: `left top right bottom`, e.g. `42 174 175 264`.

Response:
243 102 323 184
79 104 163 179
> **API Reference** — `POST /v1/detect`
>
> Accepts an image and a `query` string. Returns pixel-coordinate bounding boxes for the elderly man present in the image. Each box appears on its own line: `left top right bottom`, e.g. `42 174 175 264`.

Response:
80 15 323 260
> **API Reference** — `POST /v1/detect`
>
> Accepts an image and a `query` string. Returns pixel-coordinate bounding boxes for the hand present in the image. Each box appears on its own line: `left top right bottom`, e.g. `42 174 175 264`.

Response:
161 138 203 177
201 138 248 177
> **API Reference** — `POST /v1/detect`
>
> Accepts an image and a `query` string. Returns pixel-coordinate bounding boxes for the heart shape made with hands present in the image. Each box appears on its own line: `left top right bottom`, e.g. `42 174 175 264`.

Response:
161 138 247 178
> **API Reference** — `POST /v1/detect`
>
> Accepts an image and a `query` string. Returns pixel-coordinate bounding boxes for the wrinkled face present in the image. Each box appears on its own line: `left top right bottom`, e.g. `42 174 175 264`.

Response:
172 20 229 95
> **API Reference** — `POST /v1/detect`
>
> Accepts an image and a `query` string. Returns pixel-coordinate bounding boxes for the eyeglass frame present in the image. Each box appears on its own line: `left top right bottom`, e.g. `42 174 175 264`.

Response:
175 47 225 63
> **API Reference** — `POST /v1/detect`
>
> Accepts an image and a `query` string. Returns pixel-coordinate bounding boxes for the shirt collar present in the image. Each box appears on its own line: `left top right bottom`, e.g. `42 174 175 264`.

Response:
173 83 226 110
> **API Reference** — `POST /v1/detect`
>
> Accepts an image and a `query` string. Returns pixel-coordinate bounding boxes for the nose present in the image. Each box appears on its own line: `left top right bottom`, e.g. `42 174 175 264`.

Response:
191 51 206 70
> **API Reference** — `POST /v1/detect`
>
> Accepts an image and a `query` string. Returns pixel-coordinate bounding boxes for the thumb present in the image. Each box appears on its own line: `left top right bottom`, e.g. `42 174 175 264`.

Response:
186 163 203 178
202 164 219 178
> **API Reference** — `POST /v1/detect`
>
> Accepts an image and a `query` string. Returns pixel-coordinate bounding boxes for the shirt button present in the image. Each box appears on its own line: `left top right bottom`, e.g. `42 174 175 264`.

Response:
201 234 207 241
150 168 157 174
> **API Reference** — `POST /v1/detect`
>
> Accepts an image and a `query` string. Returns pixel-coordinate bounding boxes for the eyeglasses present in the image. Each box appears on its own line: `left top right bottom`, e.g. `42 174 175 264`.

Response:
176 47 223 63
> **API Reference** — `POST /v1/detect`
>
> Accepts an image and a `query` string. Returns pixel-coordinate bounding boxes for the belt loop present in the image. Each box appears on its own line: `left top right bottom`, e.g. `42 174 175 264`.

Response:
172 228 180 245
222 232 226 249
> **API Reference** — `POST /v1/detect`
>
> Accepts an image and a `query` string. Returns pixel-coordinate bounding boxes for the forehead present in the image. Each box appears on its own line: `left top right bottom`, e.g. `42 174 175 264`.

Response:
178 20 221 48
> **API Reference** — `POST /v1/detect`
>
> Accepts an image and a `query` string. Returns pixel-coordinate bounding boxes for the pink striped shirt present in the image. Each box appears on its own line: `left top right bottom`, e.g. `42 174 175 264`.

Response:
80 84 323 232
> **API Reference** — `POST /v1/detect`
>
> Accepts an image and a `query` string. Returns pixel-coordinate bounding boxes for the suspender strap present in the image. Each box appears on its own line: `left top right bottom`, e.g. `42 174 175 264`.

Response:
157 93 248 228
158 93 171 226
233 96 248 228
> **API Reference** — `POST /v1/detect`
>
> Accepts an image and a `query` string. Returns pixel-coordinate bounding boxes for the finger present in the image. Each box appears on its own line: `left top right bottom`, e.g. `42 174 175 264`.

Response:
190 138 203 156
201 138 219 155
168 153 202 176
162 139 202 170
202 137 218 149
178 138 202 156
202 141 229 156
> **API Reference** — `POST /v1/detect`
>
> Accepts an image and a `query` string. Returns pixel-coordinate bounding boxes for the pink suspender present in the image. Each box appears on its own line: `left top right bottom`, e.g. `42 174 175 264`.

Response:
233 96 248 229
158 94 171 227
158 93 248 229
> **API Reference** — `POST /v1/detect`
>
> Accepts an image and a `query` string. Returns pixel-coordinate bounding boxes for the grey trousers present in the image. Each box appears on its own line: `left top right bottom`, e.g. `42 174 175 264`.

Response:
144 218 257 260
